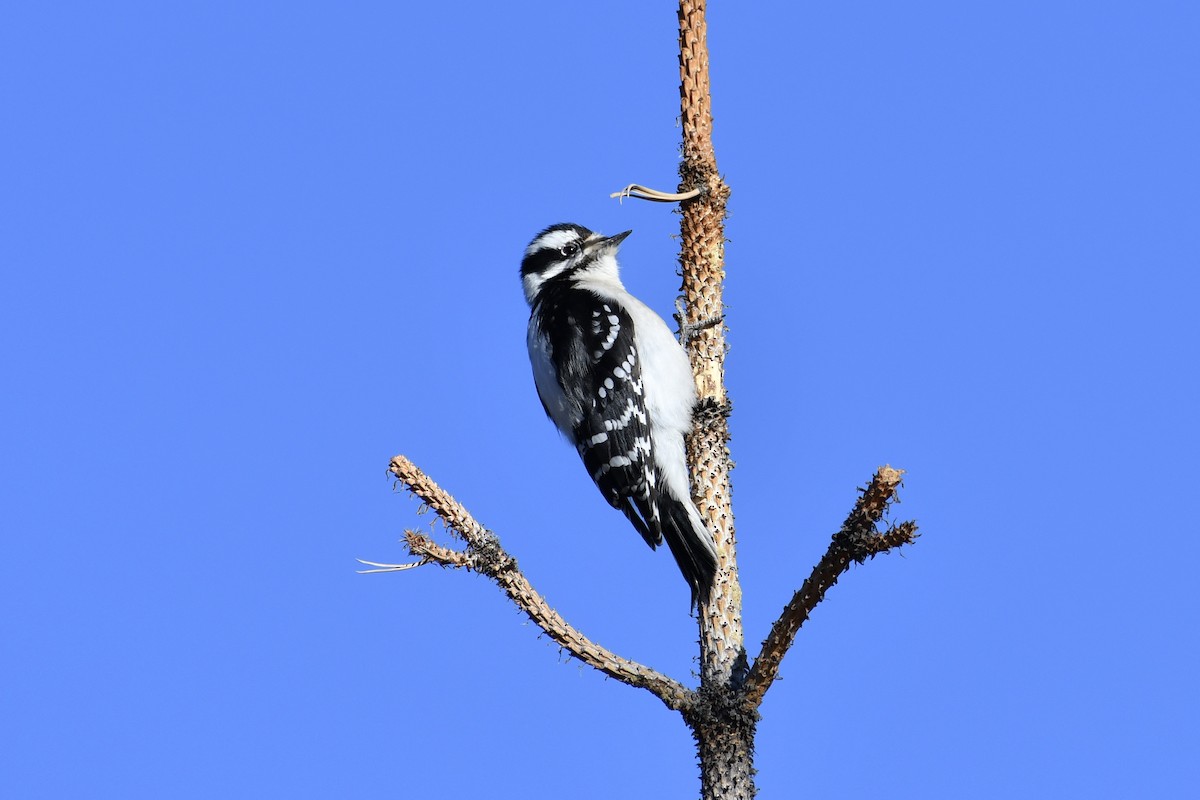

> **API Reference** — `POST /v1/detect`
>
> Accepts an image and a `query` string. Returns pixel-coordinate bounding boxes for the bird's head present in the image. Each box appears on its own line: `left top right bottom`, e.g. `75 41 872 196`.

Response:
520 223 632 305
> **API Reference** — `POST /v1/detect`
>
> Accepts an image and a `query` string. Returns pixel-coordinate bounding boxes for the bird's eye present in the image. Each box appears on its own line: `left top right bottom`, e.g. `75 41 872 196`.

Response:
560 242 581 257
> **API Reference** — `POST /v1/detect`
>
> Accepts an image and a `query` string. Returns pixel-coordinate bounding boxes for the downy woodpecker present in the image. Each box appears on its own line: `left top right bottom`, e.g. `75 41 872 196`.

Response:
521 223 718 603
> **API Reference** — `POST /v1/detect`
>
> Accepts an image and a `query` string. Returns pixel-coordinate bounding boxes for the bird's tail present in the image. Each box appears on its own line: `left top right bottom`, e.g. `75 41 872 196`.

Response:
659 493 718 607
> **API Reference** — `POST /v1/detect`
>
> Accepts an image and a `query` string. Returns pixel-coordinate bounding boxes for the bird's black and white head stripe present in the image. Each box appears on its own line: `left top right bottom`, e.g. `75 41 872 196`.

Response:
520 223 630 305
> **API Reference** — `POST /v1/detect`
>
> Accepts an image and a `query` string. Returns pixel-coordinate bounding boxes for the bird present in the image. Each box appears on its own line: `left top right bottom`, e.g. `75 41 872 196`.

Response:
520 222 718 604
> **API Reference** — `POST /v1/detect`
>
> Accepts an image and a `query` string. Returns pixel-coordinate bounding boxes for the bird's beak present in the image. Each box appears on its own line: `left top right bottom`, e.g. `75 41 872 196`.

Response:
607 230 633 247
588 229 633 254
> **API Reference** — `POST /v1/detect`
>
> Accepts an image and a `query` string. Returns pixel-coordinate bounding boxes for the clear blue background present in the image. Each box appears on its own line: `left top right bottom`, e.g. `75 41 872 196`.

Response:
3 2 1197 797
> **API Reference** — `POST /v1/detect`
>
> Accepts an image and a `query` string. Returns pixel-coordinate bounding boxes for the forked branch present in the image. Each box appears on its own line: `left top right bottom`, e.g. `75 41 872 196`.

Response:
741 466 919 708
377 5 920 797
383 455 696 713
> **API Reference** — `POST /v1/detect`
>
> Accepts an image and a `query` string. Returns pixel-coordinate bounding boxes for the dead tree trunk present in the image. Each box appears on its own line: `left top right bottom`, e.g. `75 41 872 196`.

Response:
675 1 756 796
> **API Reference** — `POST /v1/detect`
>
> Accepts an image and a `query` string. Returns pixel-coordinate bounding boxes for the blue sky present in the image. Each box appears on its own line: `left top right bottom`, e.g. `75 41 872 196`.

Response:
2 2 1197 797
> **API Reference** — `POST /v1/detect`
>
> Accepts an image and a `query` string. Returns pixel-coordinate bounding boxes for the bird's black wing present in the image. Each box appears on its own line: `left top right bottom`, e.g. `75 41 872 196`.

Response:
546 288 662 549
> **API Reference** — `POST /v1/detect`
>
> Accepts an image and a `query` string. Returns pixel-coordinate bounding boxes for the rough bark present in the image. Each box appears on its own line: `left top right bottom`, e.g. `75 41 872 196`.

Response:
675 1 756 796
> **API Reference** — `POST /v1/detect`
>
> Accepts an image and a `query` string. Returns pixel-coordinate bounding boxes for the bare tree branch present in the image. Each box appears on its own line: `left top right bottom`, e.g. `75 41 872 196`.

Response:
610 183 703 203
741 467 919 709
403 530 471 569
383 455 696 713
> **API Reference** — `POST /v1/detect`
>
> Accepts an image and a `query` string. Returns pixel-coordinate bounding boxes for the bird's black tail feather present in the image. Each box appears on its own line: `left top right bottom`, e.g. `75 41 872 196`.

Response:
659 494 718 607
